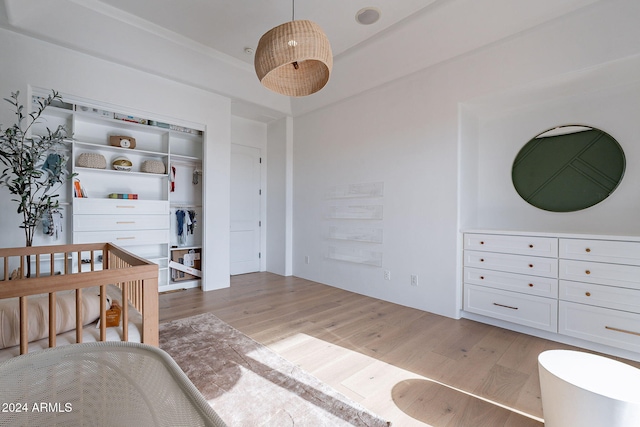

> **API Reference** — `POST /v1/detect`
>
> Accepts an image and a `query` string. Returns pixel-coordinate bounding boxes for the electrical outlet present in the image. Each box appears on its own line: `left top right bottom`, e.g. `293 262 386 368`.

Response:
411 275 418 286
384 270 391 281
304 255 310 264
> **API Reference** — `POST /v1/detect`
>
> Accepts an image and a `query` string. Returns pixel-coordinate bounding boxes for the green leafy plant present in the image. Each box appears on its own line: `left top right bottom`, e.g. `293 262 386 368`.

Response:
0 90 73 257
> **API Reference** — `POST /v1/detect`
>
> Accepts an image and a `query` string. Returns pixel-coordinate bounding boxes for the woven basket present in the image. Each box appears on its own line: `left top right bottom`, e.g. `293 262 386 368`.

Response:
141 160 166 174
77 153 106 169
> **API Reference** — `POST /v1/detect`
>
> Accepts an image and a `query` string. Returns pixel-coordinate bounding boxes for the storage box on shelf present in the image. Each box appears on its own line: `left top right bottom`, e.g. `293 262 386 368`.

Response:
33 93 204 292
170 248 202 282
463 230 640 360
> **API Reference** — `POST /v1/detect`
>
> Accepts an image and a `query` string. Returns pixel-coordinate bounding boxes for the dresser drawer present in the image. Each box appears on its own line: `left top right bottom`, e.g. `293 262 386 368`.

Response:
73 198 169 215
464 233 558 257
464 267 558 298
464 284 558 332
464 250 557 278
74 214 168 232
73 229 170 246
559 280 640 314
559 259 640 290
560 238 640 266
559 301 640 353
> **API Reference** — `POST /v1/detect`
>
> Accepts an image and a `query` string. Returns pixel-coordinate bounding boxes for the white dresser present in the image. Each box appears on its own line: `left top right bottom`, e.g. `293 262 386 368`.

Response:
73 198 170 247
463 233 559 332
463 230 640 357
558 238 640 353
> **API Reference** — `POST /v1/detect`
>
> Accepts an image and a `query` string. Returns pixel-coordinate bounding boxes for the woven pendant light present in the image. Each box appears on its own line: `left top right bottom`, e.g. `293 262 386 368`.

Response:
254 16 332 97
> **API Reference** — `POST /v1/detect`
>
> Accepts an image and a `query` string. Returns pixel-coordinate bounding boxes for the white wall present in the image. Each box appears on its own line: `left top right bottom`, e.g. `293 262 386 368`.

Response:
292 0 640 318
463 58 640 233
0 28 232 290
266 117 293 276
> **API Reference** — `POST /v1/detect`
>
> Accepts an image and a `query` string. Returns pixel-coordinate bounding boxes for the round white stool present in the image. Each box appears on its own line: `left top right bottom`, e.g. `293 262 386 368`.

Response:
538 350 640 427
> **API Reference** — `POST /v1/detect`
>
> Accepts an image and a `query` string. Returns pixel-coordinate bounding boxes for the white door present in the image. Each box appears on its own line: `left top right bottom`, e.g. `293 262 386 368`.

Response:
230 144 261 275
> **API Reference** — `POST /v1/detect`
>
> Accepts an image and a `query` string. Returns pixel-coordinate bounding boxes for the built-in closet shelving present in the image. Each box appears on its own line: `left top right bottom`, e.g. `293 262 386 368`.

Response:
32 92 204 291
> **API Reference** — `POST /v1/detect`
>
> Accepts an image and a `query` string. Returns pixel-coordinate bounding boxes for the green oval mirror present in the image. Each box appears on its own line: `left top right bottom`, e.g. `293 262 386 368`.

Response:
512 125 625 212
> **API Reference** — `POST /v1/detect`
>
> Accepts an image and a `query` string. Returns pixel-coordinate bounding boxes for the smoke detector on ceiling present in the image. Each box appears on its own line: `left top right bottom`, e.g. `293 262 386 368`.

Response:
355 7 381 25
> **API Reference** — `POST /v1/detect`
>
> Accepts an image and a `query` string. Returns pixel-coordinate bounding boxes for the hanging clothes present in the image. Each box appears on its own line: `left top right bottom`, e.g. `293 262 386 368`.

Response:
187 210 197 234
176 209 197 244
42 208 64 239
170 165 176 192
42 153 64 184
176 209 186 245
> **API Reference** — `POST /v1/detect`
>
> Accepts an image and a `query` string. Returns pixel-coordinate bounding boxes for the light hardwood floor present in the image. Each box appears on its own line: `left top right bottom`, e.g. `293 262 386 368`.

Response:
159 272 639 427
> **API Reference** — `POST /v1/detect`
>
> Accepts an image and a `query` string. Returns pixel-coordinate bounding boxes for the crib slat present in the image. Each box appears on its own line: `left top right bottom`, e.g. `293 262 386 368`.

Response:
3 257 7 281
75 288 83 344
100 285 107 342
49 293 57 348
121 284 129 342
50 253 55 278
19 296 27 355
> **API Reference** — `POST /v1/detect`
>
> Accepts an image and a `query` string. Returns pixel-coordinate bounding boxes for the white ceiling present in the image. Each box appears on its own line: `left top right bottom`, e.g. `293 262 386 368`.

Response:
0 0 603 120
96 0 441 65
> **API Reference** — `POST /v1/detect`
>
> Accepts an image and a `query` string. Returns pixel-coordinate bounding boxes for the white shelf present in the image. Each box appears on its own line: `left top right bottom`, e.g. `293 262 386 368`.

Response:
74 167 168 178
170 245 202 251
74 140 169 157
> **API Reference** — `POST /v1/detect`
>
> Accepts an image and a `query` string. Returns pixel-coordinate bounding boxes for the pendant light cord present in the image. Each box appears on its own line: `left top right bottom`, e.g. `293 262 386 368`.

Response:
292 0 295 21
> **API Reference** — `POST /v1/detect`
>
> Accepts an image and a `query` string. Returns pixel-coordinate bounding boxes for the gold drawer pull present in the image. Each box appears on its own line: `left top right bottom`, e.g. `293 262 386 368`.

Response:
116 237 136 240
585 248 591 253
605 326 640 337
116 221 136 224
493 302 518 310
585 270 591 275
116 205 136 209
585 292 591 297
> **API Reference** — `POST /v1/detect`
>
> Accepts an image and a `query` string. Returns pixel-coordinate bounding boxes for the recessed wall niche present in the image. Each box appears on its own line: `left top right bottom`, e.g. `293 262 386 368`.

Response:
324 182 384 267
512 125 625 213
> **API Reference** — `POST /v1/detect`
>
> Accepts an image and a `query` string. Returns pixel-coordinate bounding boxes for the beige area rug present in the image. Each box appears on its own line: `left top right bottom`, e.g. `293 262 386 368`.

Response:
160 313 390 427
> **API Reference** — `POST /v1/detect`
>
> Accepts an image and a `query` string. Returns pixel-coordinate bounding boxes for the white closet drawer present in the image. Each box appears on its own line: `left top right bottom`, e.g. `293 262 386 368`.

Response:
560 238 640 266
559 301 640 353
73 198 169 215
464 250 557 278
559 280 640 314
73 229 170 246
464 284 558 332
464 267 558 298
74 214 168 232
464 233 558 257
559 259 640 290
